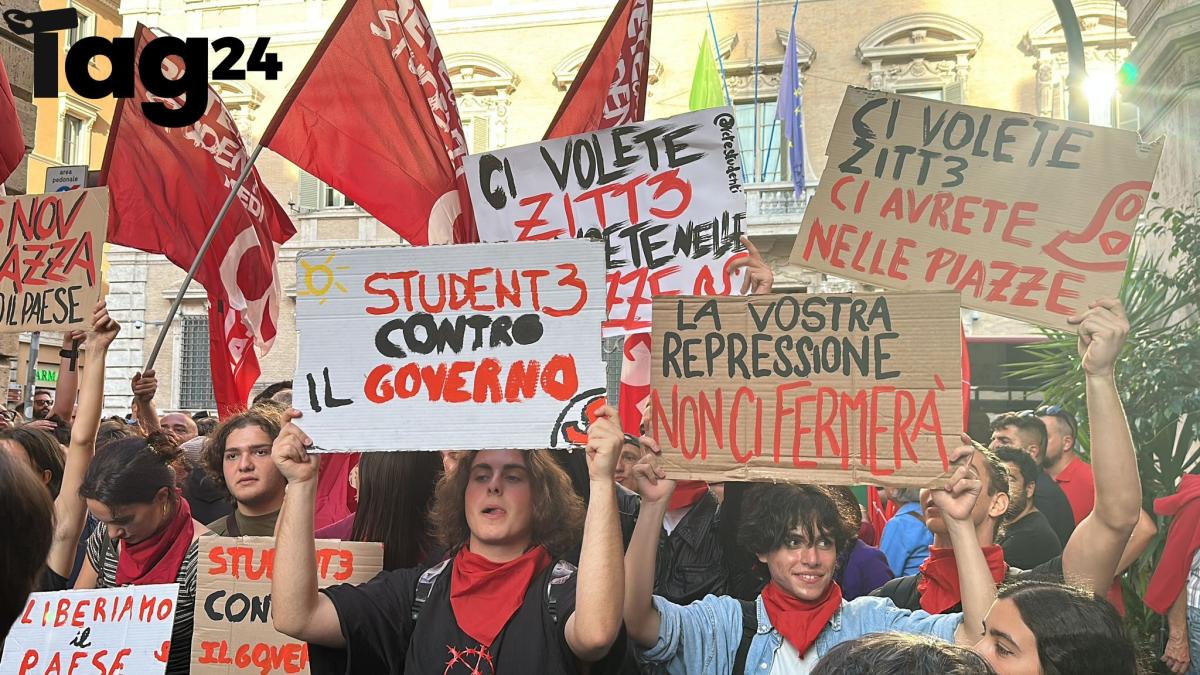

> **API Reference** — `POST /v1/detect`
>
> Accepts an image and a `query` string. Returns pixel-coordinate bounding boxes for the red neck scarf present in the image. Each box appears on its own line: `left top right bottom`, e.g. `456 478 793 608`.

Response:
917 545 1007 614
668 480 709 510
450 544 552 648
116 492 194 586
761 580 843 655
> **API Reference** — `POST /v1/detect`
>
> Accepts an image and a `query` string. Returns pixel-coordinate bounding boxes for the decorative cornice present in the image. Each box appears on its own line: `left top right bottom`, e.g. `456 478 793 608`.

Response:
1019 0 1132 56
858 13 982 63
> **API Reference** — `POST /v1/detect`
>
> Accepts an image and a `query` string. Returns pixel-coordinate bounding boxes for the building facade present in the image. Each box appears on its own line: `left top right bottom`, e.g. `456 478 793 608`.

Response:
100 0 1140 417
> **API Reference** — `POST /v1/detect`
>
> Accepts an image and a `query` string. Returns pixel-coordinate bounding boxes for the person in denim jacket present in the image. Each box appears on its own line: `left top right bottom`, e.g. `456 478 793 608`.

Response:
622 442 995 674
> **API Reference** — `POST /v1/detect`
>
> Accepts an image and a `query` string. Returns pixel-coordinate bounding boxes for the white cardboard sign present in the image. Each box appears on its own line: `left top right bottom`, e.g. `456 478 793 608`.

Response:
293 240 608 451
1 584 179 675
466 108 750 337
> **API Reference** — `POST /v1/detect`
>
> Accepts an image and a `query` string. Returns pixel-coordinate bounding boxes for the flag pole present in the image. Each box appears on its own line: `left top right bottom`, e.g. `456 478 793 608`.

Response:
752 0 760 186
760 0 800 181
705 2 744 184
143 143 266 371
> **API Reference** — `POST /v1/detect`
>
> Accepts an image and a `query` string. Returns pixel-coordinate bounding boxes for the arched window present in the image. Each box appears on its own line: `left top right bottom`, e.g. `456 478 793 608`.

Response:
446 53 519 153
857 14 982 103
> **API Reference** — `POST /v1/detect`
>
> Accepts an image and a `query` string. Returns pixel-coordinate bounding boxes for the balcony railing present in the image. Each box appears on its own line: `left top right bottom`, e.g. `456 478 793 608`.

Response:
743 181 814 236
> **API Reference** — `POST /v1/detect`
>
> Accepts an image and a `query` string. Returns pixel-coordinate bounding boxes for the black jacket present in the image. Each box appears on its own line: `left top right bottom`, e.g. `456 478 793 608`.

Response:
654 491 726 605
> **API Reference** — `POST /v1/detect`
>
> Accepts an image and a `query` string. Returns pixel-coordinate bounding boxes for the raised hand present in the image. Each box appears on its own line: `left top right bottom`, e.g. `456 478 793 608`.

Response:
132 369 158 402
86 301 120 348
729 236 775 295
629 453 675 506
585 405 622 482
272 409 320 485
1068 297 1129 378
929 436 982 524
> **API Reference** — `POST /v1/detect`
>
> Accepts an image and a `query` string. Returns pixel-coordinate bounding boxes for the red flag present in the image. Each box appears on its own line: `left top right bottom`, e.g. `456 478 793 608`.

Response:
542 0 654 433
0 52 26 185
101 25 295 417
544 0 652 140
261 0 475 245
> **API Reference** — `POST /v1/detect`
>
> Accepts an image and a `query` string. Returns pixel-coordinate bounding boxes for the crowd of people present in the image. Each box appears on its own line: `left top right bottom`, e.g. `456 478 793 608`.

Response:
0 254 1194 675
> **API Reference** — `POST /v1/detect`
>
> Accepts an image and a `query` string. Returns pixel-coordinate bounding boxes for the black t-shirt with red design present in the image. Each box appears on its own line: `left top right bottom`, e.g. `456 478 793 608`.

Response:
309 559 586 674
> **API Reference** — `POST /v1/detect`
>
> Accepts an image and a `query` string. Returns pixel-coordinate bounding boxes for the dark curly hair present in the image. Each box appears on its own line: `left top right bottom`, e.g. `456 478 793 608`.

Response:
999 580 1143 674
737 483 858 558
202 406 284 499
79 433 181 507
428 449 585 559
813 632 995 674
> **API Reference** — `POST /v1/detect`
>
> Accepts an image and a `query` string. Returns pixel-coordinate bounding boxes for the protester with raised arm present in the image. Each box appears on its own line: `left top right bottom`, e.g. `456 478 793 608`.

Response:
271 407 626 673
623 440 993 674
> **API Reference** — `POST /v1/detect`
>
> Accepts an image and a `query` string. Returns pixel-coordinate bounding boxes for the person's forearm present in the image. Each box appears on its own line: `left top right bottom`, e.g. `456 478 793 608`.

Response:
49 338 80 420
271 481 321 639
137 395 160 434
571 479 623 659
624 497 668 646
1116 510 1157 575
1169 587 1189 637
946 519 993 639
1087 374 1140 533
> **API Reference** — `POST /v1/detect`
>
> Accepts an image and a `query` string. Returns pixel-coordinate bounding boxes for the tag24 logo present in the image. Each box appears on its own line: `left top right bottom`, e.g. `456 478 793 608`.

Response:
2 7 282 127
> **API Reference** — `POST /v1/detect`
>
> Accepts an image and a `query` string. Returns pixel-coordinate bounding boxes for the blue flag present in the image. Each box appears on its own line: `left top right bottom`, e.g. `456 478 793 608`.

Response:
777 22 805 198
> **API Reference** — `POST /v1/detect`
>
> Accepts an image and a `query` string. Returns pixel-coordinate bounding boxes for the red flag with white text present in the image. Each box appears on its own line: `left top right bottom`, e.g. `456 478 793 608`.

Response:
0 52 26 186
544 0 652 141
101 25 295 417
542 0 654 433
261 0 476 245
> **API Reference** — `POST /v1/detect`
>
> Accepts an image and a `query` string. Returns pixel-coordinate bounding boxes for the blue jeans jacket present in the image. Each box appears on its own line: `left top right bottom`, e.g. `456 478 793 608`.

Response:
639 592 962 673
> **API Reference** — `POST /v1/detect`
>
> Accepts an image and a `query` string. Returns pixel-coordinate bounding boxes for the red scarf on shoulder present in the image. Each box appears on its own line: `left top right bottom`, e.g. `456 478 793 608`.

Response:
116 492 194 586
450 545 552 648
917 545 1007 614
668 480 709 510
761 580 843 655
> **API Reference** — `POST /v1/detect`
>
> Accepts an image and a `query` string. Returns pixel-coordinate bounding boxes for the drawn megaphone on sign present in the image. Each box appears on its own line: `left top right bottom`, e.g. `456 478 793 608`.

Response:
1042 180 1150 273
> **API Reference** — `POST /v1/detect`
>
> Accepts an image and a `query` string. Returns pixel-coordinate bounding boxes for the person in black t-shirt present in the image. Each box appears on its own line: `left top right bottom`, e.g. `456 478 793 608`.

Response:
988 412 1076 548
271 406 625 675
994 446 1062 570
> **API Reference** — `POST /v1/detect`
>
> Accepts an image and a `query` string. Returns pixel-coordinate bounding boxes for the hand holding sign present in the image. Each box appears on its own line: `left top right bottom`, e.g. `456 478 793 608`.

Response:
928 438 982 524
1069 297 1130 379
272 409 319 485
728 236 774 295
86 301 120 349
586 405 623 482
630 453 674 506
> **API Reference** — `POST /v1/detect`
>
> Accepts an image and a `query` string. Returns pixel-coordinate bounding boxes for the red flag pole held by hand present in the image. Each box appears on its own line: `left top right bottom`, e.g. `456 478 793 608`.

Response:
142 143 266 372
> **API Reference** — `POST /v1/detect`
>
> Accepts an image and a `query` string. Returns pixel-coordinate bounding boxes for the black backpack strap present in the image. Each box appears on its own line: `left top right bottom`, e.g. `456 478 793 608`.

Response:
410 558 451 622
545 559 577 625
732 598 757 674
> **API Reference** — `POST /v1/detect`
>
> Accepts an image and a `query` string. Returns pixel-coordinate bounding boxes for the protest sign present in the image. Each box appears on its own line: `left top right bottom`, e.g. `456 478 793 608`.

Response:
789 87 1162 330
1 584 178 675
293 239 607 451
648 291 961 486
0 187 107 332
466 108 750 336
191 537 382 675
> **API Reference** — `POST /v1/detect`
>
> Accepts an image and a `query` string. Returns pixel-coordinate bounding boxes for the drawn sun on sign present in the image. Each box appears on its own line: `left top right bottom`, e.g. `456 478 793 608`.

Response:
298 254 350 305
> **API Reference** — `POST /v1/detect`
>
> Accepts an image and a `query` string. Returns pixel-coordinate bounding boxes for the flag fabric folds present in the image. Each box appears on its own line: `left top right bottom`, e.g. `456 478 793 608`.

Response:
777 22 806 198
261 0 475 245
544 0 652 140
101 25 295 417
688 34 725 111
0 52 26 186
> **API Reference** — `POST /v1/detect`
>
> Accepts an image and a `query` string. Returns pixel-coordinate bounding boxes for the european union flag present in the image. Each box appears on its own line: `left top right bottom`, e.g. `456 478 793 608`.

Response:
777 22 806 199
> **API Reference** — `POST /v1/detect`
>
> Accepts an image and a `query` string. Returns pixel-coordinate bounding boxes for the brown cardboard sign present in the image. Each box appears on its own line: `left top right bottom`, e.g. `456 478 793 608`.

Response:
0 187 108 332
648 291 961 487
191 537 383 675
789 87 1162 331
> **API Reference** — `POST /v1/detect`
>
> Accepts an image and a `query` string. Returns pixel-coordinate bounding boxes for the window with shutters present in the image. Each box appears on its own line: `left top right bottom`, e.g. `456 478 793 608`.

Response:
858 14 981 103
65 2 94 49
60 116 83 164
446 54 517 152
179 315 216 410
297 171 355 211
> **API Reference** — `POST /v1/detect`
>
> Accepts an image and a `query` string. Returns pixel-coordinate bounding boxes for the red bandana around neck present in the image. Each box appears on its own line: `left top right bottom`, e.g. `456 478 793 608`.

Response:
116 490 194 586
917 544 1008 614
760 580 843 656
450 545 552 648
668 480 709 510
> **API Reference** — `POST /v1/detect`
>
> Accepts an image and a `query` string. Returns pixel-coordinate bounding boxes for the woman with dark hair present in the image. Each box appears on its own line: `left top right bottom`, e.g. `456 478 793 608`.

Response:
814 632 995 674
0 451 53 641
272 407 625 674
314 451 443 570
75 433 208 675
3 303 118 591
828 486 894 600
973 580 1141 674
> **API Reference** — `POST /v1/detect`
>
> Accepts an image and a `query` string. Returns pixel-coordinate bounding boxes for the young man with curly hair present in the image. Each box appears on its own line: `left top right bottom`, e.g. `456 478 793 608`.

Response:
622 441 994 673
202 407 287 537
271 406 626 674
